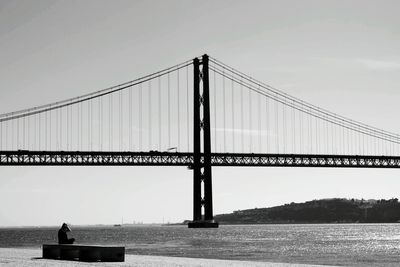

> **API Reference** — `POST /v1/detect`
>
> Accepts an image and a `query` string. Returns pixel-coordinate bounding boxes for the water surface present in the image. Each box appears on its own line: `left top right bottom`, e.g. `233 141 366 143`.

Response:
1 224 399 266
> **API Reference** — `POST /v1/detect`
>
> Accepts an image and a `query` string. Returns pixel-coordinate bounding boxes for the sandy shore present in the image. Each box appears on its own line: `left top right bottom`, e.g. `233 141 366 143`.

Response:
0 248 335 267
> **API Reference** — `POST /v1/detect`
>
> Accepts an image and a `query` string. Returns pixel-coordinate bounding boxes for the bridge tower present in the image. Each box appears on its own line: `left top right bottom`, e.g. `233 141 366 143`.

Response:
188 54 219 228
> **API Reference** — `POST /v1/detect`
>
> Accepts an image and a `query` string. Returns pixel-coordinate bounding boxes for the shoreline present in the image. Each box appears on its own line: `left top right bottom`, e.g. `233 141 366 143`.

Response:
0 247 335 267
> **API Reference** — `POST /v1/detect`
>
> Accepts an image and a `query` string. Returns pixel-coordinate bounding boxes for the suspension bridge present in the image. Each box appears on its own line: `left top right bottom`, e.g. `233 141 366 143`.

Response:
1 54 400 228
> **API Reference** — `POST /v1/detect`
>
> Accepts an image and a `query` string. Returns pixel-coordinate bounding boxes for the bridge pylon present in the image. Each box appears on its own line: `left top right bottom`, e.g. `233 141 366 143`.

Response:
188 54 219 228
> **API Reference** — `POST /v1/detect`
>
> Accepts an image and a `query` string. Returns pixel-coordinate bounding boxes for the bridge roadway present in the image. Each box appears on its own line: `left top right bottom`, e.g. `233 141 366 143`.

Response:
1 150 400 168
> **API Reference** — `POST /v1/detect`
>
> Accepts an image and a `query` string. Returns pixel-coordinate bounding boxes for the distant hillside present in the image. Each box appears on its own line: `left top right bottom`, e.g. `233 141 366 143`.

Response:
214 198 400 224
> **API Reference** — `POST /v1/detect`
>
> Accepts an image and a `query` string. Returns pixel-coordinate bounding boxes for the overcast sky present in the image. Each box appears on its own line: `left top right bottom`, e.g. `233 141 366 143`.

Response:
1 0 400 226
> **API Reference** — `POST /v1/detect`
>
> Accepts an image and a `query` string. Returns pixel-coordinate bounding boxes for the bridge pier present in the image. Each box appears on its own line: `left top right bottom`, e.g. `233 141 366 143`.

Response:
188 55 218 228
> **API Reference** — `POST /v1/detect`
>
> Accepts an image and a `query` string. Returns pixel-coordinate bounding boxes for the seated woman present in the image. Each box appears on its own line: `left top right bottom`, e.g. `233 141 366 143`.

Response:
58 223 75 244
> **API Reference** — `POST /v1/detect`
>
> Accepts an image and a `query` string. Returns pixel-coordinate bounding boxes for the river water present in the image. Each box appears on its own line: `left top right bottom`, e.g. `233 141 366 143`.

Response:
1 224 399 266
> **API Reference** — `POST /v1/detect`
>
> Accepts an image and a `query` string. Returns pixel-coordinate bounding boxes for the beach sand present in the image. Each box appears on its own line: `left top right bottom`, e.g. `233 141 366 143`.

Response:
0 248 336 267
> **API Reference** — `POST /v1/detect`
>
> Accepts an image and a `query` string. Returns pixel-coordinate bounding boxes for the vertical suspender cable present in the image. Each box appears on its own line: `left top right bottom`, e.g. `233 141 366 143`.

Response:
232 72 235 152
6 121 8 150
240 79 244 153
309 107 312 153
69 105 72 150
223 69 226 152
119 90 122 151
249 88 252 152
292 99 295 153
258 88 261 152
167 73 171 149
88 101 91 151
348 122 351 154
56 108 58 150
315 111 318 154
110 94 113 151
362 122 368 155
71 104 73 150
129 87 132 151
17 117 19 149
149 80 152 150
332 115 335 154
80 101 83 151
77 103 80 151
326 115 329 154
139 83 142 151
59 107 61 150
99 97 102 151
299 102 303 153
28 116 31 150
90 99 93 151
187 66 190 152
159 76 162 151
121 90 124 151
282 98 286 153
213 68 217 152
275 94 279 153
23 116 26 149
342 119 345 154
66 106 68 150
69 105 71 150
177 70 180 151
45 111 48 150
266 96 269 153
66 105 69 150
49 108 52 150
60 108 63 150
332 120 335 154
7 120 9 150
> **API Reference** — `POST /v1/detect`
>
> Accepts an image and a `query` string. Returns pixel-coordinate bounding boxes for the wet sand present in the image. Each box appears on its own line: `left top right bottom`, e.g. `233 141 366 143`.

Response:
0 248 335 267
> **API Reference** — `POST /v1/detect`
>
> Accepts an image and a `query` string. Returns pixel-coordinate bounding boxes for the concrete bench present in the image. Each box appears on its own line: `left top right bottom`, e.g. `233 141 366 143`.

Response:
42 244 125 262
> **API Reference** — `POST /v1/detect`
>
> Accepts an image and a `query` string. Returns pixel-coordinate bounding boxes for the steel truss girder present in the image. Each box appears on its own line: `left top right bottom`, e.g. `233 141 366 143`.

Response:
210 153 400 168
1 151 400 168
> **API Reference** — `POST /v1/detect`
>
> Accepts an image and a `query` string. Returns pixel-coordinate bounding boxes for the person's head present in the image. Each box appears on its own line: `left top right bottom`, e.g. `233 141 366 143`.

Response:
61 223 71 232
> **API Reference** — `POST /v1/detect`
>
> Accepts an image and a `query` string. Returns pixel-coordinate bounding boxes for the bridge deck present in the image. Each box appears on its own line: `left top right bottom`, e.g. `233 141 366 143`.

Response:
1 151 400 168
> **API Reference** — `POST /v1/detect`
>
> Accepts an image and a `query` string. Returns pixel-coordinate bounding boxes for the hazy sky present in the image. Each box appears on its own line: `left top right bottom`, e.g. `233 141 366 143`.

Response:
1 0 400 226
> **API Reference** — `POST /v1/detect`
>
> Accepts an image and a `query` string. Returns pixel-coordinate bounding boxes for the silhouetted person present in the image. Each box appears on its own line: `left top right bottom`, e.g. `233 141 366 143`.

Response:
58 223 75 244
